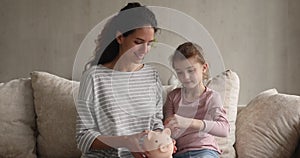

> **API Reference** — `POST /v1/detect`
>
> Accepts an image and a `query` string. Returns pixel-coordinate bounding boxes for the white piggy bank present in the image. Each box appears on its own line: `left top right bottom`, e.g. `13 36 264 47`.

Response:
143 128 174 158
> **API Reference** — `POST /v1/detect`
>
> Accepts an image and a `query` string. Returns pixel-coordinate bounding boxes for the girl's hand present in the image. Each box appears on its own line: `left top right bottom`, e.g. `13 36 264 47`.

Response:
164 114 204 138
164 114 193 130
164 114 193 138
172 139 177 154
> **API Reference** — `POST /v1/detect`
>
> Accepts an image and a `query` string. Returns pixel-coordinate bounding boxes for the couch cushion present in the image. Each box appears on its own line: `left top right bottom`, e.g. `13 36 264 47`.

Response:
30 71 81 158
206 70 240 158
0 78 36 158
235 89 300 158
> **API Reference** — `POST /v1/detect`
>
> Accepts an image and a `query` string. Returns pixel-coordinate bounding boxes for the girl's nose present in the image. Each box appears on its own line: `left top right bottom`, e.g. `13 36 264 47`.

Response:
183 72 190 80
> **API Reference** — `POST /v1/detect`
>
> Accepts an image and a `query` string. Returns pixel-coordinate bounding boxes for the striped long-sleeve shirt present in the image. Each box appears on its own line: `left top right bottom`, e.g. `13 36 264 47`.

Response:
76 64 164 158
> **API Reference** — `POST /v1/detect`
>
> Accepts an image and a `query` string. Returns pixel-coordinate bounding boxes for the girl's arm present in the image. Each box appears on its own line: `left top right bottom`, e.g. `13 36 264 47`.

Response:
201 92 230 137
164 112 228 137
163 90 177 124
202 109 229 137
164 114 205 132
164 92 229 137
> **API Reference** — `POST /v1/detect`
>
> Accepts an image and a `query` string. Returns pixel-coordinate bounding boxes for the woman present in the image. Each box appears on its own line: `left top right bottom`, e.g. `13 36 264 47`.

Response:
76 2 163 158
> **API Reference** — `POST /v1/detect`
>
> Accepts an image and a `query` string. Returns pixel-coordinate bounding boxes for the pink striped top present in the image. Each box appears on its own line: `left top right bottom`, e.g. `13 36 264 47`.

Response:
163 87 229 155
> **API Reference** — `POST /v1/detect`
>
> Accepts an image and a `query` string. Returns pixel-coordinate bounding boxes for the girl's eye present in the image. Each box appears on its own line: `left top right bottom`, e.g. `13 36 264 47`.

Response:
176 71 183 75
188 69 194 73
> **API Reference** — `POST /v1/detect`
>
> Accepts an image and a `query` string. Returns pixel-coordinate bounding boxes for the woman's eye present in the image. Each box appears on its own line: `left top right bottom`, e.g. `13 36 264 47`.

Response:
134 41 153 47
134 41 145 44
134 41 143 45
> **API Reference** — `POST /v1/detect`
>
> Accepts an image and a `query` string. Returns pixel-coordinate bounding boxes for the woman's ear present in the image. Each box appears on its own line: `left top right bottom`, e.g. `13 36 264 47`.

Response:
202 63 208 73
116 31 123 44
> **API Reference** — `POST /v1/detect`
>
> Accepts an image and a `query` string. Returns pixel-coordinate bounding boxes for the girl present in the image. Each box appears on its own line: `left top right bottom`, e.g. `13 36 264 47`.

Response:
76 2 163 158
164 42 229 158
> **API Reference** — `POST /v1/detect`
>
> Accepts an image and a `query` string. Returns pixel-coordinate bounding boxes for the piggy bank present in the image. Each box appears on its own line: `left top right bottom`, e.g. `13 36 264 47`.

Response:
143 128 174 158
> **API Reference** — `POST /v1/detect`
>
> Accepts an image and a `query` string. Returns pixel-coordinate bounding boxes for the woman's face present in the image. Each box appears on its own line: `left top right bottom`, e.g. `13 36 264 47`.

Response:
173 57 207 89
117 27 155 64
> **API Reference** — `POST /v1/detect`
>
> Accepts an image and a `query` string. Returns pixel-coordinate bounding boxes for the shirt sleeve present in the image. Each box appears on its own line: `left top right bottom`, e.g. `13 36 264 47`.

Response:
151 71 164 131
163 90 175 122
76 69 101 153
202 92 230 137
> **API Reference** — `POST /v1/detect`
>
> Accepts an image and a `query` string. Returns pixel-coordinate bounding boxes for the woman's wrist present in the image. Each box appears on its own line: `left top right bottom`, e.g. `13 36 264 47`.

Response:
119 135 130 148
92 135 125 150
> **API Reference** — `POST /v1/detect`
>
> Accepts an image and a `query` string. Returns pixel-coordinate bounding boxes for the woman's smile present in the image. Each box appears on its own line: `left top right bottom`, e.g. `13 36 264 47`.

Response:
134 52 145 60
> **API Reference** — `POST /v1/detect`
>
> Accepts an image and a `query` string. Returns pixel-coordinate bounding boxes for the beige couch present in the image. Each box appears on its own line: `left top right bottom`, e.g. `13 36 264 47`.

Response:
0 70 299 158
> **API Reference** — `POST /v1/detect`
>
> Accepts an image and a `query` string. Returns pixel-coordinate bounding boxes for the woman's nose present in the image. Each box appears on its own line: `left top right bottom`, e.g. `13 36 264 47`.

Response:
139 43 149 54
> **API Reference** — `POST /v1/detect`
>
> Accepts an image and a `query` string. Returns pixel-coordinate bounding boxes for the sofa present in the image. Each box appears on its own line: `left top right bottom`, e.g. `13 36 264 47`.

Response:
0 70 299 158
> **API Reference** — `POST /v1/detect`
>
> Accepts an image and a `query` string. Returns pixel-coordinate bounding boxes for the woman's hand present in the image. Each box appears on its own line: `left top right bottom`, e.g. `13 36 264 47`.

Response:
123 130 149 158
93 130 149 157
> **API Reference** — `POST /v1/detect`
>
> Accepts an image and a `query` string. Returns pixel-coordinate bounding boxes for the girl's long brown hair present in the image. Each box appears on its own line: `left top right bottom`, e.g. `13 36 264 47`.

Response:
171 42 210 80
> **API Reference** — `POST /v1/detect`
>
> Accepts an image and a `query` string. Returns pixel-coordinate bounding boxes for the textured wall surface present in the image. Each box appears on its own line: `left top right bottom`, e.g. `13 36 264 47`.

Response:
0 0 299 104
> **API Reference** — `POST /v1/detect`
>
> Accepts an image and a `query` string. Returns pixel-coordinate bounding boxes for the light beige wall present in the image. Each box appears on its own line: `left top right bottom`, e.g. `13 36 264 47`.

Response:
288 0 300 97
0 0 299 104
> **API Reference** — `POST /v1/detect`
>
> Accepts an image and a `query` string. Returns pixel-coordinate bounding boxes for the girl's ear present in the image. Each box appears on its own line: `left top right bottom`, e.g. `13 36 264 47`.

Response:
116 31 123 44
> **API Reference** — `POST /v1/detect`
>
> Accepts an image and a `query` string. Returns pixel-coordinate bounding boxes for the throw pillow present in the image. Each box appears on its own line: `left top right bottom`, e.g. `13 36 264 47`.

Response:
235 89 300 158
206 70 240 158
30 71 81 158
0 78 36 158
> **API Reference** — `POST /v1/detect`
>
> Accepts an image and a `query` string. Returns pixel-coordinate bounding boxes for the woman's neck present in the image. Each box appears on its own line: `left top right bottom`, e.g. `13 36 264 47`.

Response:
104 57 143 72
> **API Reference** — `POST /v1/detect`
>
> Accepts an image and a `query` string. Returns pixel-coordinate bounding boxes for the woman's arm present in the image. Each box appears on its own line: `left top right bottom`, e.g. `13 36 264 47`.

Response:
91 131 148 151
76 70 100 153
152 74 164 131
88 131 149 158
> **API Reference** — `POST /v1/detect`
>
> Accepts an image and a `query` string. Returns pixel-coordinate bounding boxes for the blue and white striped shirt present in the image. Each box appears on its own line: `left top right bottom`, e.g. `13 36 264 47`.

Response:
76 64 164 157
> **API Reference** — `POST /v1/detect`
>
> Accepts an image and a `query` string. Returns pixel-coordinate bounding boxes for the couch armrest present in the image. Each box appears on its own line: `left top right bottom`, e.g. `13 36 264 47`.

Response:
237 104 246 114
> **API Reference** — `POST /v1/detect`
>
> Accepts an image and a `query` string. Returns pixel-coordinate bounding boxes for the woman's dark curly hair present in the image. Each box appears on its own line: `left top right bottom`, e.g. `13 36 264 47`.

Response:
86 2 158 69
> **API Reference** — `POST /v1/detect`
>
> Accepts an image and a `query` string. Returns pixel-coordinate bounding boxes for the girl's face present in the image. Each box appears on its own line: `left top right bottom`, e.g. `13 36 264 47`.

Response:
117 27 155 64
173 57 207 89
